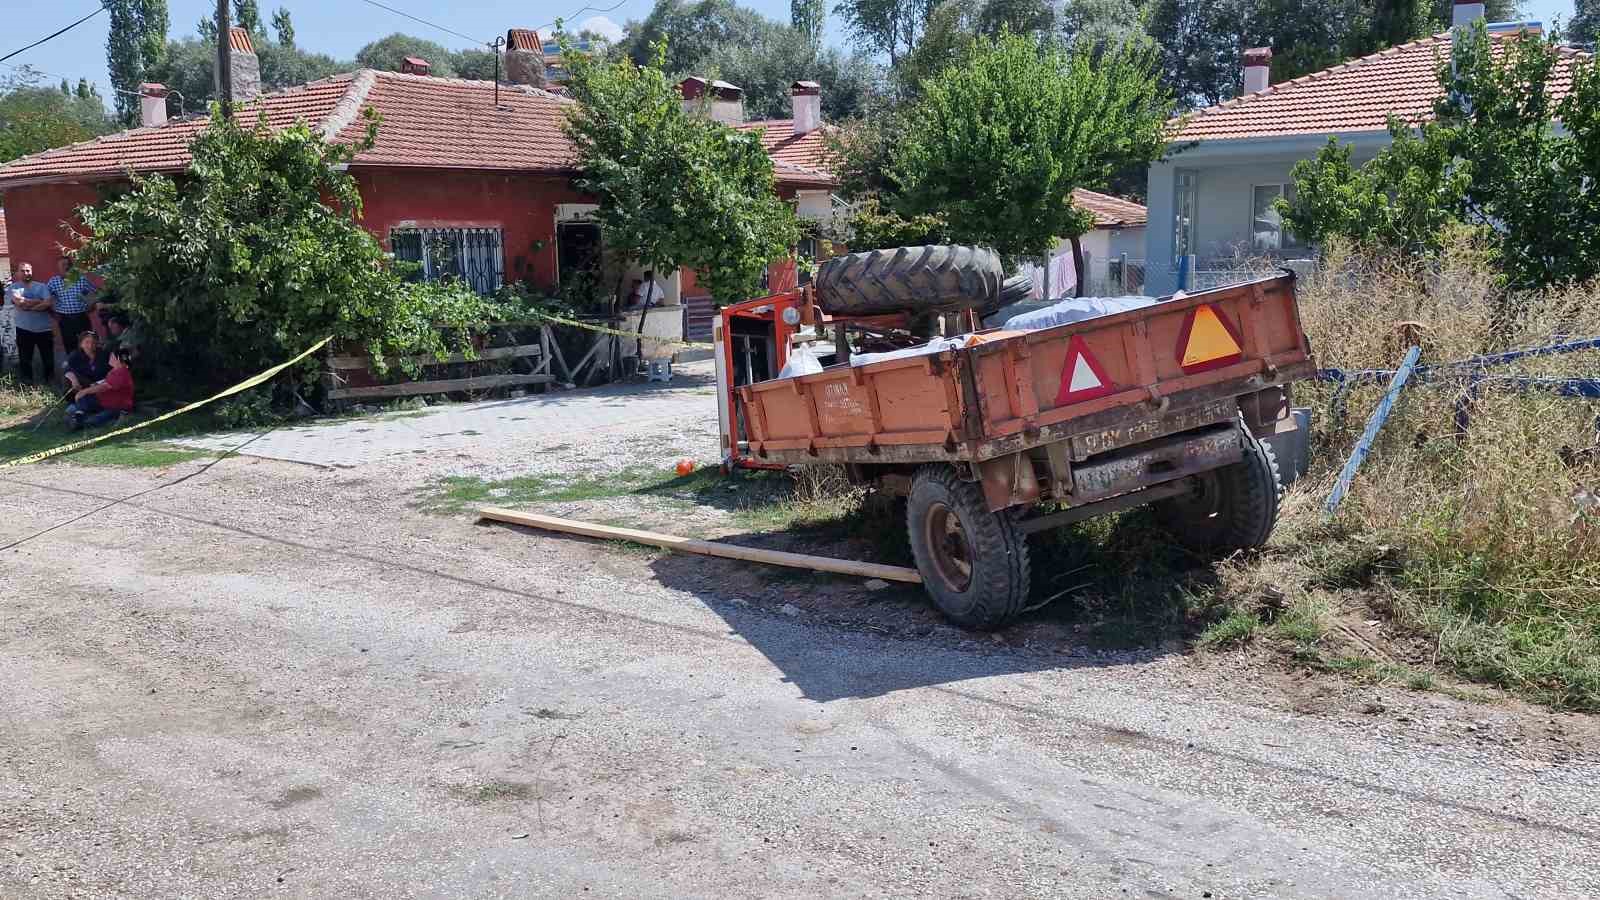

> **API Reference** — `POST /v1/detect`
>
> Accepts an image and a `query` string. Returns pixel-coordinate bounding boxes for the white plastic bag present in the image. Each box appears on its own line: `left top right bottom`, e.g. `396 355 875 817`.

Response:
777 343 824 379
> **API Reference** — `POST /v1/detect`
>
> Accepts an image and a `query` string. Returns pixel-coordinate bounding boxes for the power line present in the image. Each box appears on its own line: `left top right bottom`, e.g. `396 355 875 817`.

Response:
536 0 630 35
352 0 492 46
0 5 108 66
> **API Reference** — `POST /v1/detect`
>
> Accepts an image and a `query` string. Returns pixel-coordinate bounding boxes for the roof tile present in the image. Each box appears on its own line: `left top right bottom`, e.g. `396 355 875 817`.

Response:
1172 31 1584 142
0 71 829 188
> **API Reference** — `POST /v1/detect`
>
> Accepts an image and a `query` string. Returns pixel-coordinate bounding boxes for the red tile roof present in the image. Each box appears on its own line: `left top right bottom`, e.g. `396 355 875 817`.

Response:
0 210 8 257
737 119 837 186
1173 30 1584 142
0 70 828 189
1073 189 1147 228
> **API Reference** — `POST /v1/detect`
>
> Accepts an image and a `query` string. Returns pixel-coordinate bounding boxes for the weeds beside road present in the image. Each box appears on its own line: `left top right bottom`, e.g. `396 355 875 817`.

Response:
1202 244 1600 710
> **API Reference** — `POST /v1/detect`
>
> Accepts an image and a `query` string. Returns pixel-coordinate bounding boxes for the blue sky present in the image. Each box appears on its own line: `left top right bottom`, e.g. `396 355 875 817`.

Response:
0 0 1578 106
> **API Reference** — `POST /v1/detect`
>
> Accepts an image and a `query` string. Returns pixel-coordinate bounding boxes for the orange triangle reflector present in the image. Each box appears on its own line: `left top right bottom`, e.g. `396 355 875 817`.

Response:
1055 335 1117 405
1177 304 1244 373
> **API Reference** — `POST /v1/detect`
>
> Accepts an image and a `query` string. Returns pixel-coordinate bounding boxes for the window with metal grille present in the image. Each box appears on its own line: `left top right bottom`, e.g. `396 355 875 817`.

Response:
390 227 505 294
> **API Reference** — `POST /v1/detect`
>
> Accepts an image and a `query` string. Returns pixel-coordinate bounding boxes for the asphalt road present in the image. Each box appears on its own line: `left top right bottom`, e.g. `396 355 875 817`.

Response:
3 383 1598 898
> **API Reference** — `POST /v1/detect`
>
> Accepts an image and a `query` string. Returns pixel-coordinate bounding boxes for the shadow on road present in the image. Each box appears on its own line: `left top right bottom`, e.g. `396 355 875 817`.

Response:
643 507 1217 702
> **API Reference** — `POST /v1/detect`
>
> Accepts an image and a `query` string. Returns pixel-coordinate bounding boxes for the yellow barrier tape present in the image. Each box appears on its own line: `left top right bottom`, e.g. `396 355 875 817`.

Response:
527 310 715 349
0 335 334 469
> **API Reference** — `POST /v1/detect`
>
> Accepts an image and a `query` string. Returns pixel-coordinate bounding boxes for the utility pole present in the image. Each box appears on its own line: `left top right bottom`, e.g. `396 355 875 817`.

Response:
215 0 233 118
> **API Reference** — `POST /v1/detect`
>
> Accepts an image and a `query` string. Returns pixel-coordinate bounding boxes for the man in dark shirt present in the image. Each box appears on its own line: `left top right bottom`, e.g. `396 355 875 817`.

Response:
66 348 134 431
62 331 109 393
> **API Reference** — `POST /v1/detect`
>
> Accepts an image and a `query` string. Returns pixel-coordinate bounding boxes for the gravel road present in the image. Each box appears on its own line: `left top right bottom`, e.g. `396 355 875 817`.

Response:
3 374 1598 899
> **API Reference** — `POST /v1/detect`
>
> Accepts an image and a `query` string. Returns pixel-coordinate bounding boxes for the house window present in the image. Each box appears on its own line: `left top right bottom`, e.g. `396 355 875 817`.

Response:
390 227 504 294
1251 184 1304 251
1173 169 1199 260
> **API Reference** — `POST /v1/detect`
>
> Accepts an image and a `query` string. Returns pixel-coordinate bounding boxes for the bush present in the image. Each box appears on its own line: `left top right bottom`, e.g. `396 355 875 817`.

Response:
75 108 501 389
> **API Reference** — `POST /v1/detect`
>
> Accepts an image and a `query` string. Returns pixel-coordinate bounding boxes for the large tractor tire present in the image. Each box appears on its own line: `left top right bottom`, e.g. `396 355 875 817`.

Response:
906 465 1032 630
978 274 1035 318
1154 420 1283 555
814 245 1004 316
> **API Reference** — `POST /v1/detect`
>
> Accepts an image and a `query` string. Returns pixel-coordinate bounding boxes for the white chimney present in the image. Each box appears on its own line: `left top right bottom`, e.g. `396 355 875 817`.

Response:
1242 47 1272 95
791 81 821 136
139 82 168 128
678 76 744 125
1453 0 1486 29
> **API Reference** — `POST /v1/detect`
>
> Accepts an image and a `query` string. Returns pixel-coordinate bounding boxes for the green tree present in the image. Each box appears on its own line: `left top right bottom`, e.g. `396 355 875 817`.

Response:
106 0 171 125
560 36 801 306
233 0 263 36
74 108 498 383
155 36 348 113
0 70 117 164
355 33 458 76
1282 25 1600 289
452 48 501 81
271 6 295 48
617 0 883 119
617 0 777 73
1572 0 1598 47
793 0 827 45
833 0 939 64
889 31 1171 273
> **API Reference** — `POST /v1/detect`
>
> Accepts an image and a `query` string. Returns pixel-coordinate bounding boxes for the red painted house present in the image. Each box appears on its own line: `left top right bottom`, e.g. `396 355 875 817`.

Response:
0 28 839 331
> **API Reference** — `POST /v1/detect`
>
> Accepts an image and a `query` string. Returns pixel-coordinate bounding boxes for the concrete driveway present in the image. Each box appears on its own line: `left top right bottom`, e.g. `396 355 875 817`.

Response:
3 371 1597 898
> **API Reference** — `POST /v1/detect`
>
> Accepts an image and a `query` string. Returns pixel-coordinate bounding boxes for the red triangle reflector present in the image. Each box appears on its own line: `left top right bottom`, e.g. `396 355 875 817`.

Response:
1055 335 1117 405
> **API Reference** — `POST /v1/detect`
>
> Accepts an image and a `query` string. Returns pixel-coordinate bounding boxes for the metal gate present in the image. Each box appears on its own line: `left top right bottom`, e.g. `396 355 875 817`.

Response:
391 227 505 294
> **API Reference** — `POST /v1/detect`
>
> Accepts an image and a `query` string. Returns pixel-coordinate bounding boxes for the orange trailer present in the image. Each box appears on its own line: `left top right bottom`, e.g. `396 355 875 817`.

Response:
716 272 1314 628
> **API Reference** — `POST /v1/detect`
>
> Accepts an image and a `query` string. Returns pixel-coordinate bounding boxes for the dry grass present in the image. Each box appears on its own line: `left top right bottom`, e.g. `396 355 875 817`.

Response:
1237 239 1600 709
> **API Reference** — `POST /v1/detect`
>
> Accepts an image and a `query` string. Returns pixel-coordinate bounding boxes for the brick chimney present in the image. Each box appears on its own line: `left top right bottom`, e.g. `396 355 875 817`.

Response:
504 28 546 87
139 82 168 127
220 26 261 102
1453 0 1486 29
1242 47 1272 94
401 56 431 76
790 81 821 136
679 76 745 125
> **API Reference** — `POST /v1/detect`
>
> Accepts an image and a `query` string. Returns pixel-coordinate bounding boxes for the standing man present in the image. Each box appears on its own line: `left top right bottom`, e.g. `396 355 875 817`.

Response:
6 263 56 385
47 255 96 351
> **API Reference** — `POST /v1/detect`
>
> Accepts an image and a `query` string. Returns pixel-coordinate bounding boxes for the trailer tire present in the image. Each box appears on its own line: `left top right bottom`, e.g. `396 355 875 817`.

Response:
1155 422 1282 555
907 465 1032 630
814 245 1004 316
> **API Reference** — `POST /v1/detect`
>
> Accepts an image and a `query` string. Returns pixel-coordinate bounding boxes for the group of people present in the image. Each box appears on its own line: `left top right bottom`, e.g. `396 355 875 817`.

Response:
5 256 137 430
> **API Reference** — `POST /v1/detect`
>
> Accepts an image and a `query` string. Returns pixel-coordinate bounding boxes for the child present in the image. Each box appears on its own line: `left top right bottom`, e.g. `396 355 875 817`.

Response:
66 347 134 431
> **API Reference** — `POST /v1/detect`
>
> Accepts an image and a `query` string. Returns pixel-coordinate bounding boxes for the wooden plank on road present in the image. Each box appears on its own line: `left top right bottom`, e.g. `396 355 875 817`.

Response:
477 507 923 584
328 373 553 400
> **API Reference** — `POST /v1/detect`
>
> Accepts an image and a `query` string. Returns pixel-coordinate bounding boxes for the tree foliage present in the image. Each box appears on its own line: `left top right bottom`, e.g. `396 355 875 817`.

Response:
889 31 1171 260
560 36 801 305
106 0 170 125
0 70 116 164
73 109 497 381
834 0 939 65
792 0 828 46
272 6 296 47
355 33 458 76
1283 26 1600 289
155 36 347 114
617 0 884 119
233 0 263 36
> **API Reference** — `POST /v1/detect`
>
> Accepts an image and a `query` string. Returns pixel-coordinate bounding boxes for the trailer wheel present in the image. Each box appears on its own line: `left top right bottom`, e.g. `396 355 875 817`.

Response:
1154 424 1282 555
814 245 1004 316
907 465 1032 630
